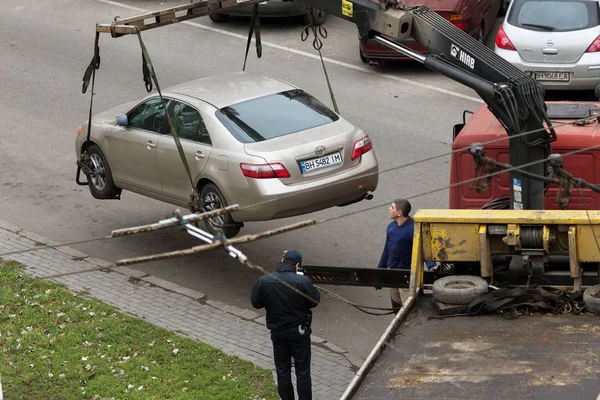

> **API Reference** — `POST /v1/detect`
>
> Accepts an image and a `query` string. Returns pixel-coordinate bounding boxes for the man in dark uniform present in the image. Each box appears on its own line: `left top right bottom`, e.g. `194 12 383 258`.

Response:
251 250 320 400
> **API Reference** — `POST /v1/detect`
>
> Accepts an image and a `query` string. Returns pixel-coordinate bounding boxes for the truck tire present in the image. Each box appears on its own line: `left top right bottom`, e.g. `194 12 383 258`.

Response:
583 284 600 314
433 275 488 305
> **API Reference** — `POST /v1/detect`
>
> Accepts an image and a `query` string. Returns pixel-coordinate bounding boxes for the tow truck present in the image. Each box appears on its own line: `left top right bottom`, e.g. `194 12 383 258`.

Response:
84 1 600 398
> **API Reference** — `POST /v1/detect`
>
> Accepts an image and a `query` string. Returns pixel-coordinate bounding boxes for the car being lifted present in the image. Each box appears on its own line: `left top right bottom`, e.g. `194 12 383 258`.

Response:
75 72 378 238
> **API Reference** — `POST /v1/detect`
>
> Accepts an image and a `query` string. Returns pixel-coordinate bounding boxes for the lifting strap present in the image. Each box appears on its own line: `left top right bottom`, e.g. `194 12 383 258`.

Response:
469 156 503 193
80 28 196 195
243 4 262 71
134 29 194 191
81 31 101 155
467 287 586 318
301 8 339 114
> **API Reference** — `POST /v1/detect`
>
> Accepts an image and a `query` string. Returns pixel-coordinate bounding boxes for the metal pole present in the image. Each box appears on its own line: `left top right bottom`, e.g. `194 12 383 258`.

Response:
372 35 427 63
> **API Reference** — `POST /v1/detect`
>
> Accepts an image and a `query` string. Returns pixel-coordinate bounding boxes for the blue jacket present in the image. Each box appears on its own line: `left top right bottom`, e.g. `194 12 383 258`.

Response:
377 218 414 270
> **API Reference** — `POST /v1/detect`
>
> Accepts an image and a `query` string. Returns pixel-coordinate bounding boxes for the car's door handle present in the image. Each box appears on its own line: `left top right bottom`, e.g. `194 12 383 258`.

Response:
146 141 156 150
194 151 205 160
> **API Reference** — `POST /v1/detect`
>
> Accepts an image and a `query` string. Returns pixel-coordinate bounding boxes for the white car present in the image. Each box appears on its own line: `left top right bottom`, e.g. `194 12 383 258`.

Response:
495 0 600 90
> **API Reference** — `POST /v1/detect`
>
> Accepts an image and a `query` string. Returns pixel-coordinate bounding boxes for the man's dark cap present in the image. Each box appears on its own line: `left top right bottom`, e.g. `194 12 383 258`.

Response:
282 250 302 266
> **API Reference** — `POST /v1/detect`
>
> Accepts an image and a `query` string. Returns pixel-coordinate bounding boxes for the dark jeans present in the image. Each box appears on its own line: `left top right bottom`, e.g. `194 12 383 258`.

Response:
271 325 312 400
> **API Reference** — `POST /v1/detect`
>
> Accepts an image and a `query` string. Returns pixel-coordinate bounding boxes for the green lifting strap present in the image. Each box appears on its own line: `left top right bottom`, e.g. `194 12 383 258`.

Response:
243 4 262 71
82 30 101 154
135 29 195 190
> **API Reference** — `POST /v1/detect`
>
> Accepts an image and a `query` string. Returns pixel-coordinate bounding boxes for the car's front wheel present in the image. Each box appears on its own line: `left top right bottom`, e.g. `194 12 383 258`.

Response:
209 13 229 23
86 144 121 199
200 183 241 238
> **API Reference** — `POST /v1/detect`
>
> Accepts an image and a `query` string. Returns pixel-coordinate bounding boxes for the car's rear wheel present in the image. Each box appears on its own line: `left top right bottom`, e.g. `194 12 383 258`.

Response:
477 24 485 44
498 0 510 16
360 47 368 63
200 183 241 238
209 13 229 23
86 144 121 199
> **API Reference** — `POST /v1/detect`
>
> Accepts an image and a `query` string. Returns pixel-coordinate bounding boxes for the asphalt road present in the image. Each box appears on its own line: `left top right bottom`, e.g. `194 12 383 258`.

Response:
1 0 501 361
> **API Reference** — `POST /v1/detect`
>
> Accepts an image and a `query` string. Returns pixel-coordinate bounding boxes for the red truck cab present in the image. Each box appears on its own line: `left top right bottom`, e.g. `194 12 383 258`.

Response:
450 102 600 210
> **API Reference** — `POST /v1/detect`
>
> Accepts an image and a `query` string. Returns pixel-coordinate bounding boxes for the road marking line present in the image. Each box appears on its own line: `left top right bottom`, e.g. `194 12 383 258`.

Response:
96 0 483 103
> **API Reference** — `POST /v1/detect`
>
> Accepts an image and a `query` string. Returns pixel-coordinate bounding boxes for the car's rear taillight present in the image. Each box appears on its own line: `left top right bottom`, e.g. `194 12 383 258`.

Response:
586 35 600 52
351 136 373 161
240 162 291 179
495 26 516 51
449 14 467 31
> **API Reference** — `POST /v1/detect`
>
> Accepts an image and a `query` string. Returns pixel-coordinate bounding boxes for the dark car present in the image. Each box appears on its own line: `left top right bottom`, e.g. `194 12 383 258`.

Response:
209 0 326 25
359 0 502 63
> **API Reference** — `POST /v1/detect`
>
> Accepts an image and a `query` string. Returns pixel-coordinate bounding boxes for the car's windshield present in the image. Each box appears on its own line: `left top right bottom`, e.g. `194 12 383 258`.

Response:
216 89 340 143
508 0 600 32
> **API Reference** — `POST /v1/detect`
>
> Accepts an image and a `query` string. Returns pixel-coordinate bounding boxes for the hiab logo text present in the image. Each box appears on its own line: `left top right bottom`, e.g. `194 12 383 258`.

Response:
451 43 475 70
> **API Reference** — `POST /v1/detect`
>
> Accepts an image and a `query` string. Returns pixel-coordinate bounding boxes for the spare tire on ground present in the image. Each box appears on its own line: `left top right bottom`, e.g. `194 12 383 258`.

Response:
433 275 489 305
583 284 600 314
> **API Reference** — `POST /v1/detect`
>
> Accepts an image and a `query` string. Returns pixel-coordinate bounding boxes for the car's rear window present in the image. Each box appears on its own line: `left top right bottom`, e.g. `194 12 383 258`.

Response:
216 89 340 143
508 0 600 32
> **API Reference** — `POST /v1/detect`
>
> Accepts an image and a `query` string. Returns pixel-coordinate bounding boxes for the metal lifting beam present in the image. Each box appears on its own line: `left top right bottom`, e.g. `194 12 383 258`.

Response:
95 0 266 36
95 0 415 41
301 265 600 288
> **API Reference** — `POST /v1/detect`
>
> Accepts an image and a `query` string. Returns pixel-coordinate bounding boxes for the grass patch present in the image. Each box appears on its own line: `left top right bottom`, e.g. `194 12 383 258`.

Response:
0 260 277 399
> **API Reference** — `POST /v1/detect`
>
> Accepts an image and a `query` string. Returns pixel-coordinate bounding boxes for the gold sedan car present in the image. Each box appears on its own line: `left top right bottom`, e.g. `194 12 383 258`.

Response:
75 72 379 237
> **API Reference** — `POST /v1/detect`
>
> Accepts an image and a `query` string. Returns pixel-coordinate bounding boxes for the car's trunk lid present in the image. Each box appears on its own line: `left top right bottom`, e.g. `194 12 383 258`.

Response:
243 119 366 184
507 25 599 64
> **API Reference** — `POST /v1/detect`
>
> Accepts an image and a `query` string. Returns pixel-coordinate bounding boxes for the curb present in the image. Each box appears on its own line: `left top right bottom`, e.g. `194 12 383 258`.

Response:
0 221 363 368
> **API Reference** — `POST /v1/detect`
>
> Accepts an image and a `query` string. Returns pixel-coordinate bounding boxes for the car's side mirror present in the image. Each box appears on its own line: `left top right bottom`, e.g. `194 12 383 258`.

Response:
116 113 128 126
453 109 474 141
452 123 465 141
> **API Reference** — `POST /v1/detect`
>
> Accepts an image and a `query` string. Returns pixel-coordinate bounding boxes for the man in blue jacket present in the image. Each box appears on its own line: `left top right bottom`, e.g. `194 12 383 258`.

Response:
376 199 415 314
251 250 320 400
